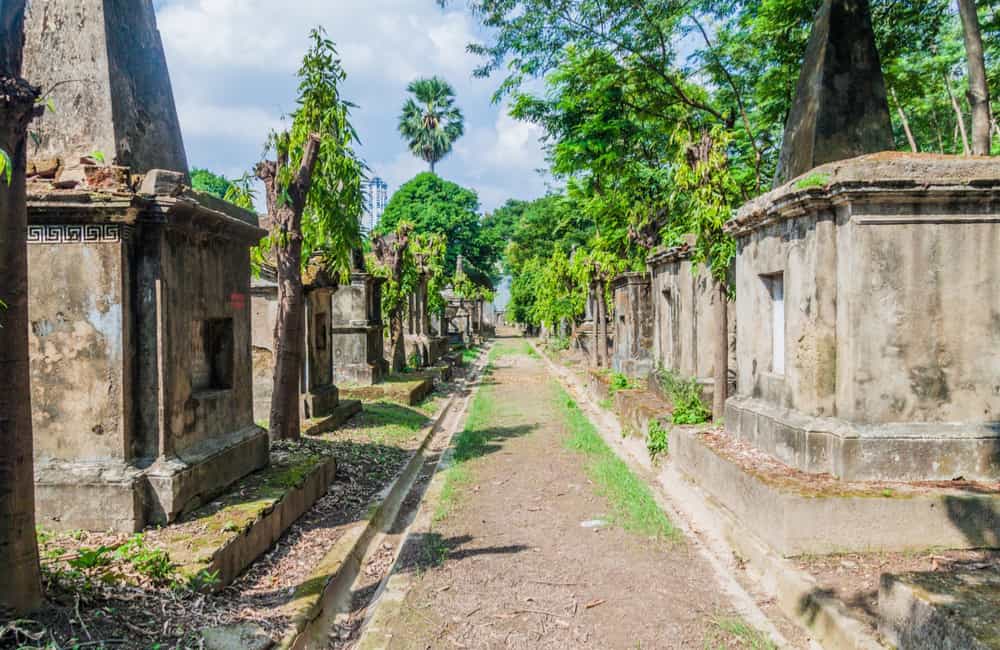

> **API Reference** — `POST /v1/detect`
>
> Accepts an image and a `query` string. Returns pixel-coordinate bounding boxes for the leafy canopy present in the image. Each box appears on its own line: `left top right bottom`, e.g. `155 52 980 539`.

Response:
376 172 499 284
255 28 365 274
398 76 465 172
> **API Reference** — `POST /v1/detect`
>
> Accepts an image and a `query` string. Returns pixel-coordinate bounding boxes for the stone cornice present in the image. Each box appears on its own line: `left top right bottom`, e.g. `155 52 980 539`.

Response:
610 271 650 291
647 242 693 268
726 152 1000 238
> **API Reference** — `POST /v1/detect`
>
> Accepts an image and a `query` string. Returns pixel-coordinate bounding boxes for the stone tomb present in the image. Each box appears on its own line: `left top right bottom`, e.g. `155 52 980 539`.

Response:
725 153 1000 482
251 265 343 422
330 270 388 386
28 174 269 532
404 274 449 366
647 240 734 403
609 272 654 379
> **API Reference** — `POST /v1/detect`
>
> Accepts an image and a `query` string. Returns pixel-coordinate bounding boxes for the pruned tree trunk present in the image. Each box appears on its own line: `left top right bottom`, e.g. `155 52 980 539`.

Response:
257 135 321 441
389 309 406 371
373 226 412 373
890 87 919 153
0 0 43 617
712 278 729 422
597 279 609 368
945 73 972 155
590 284 599 368
957 0 991 155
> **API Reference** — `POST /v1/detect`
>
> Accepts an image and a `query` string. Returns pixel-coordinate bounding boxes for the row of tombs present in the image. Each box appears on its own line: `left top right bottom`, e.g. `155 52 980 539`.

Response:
594 153 1000 554
17 0 494 535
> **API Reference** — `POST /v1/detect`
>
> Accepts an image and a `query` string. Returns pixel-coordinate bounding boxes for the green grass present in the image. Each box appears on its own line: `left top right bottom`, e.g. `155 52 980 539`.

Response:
704 616 777 650
555 385 677 541
356 402 429 444
434 364 498 522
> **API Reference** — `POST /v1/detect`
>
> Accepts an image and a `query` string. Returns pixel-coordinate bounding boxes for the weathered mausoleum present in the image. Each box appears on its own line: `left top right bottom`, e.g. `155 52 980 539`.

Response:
330 255 389 385
251 263 357 423
24 0 268 531
726 153 1000 482
646 239 734 403
609 272 653 378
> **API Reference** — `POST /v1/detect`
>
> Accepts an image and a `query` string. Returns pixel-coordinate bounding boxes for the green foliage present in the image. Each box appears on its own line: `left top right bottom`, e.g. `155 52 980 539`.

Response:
190 167 234 199
68 546 113 571
398 76 465 171
647 419 670 461
0 148 11 185
608 372 637 396
546 335 570 352
369 222 447 335
657 369 711 425
376 172 497 285
254 28 365 276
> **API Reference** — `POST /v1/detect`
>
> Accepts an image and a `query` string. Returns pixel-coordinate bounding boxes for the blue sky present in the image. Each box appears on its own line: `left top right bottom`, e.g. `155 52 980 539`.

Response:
153 0 552 213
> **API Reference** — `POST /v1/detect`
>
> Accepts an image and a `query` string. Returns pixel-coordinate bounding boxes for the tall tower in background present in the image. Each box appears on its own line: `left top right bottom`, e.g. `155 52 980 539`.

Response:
362 177 389 234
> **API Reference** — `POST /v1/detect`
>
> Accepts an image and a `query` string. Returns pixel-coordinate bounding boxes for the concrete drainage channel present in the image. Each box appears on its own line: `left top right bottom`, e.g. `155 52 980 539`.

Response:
280 345 492 649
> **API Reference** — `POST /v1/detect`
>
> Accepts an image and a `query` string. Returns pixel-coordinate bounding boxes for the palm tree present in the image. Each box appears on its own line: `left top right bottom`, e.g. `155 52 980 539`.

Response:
398 77 464 173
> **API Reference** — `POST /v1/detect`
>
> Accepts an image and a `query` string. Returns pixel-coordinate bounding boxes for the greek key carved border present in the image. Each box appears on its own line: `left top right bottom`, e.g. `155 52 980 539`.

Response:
27 224 132 244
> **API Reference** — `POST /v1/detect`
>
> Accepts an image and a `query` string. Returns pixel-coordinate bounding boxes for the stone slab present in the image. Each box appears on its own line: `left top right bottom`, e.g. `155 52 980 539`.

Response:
670 425 1000 556
727 396 1000 482
146 425 270 525
339 375 435 407
157 446 338 590
302 400 362 437
880 569 1000 650
613 388 671 439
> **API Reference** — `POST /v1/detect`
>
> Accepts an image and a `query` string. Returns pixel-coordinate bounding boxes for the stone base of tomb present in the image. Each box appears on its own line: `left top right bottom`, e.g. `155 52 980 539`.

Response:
726 395 1000 482
428 336 450 365
404 334 431 367
340 373 436 406
669 422 1000 556
331 325 389 386
303 399 363 437
302 384 341 421
35 424 269 532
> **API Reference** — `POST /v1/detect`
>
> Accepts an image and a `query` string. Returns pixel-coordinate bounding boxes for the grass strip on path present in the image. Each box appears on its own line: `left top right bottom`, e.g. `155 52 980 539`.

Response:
434 342 522 522
555 384 678 542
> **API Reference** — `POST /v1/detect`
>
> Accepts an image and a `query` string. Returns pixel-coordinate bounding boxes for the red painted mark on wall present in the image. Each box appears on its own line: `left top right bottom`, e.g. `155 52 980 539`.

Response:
230 292 247 311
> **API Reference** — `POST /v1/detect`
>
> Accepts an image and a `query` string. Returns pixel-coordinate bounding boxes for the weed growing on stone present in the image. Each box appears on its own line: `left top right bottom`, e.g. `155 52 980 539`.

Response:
793 172 831 190
657 369 711 425
609 371 637 396
556 386 677 541
647 419 670 461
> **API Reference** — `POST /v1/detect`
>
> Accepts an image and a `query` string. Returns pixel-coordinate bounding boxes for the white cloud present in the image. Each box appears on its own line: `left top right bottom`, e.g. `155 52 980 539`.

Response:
155 0 549 211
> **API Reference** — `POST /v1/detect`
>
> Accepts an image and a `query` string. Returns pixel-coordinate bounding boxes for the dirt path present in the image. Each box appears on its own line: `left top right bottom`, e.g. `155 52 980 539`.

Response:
362 339 776 649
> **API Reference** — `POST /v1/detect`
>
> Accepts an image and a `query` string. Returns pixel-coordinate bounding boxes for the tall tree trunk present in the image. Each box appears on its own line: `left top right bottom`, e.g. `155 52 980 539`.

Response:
945 73 972 155
590 284 599 368
389 309 406 372
373 226 412 373
597 279 609 368
257 135 321 441
712 278 729 422
0 0 43 616
957 0 992 155
891 87 919 153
